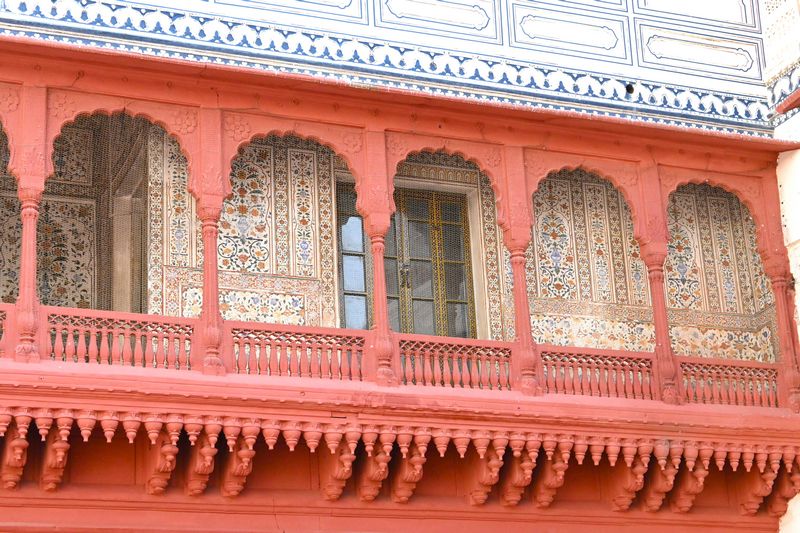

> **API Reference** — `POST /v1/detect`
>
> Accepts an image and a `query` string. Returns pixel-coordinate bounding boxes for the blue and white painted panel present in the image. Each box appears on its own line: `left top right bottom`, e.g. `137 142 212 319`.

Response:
635 0 760 31
511 3 630 63
377 0 501 43
0 0 786 136
638 21 763 82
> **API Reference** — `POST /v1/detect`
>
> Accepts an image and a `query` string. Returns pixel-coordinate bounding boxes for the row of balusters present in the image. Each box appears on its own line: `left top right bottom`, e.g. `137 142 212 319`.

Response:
232 334 362 380
541 354 656 400
398 345 512 390
680 365 778 407
38 317 782 407
49 323 192 370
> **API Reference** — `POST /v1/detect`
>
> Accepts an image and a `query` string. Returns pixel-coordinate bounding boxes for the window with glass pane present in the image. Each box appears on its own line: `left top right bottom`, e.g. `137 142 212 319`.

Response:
336 184 371 329
335 184 476 338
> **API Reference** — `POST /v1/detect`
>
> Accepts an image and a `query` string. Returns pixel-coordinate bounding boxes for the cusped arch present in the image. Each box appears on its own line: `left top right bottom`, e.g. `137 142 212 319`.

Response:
386 134 505 226
49 109 194 184
46 90 198 184
662 173 771 266
531 163 646 250
221 117 366 201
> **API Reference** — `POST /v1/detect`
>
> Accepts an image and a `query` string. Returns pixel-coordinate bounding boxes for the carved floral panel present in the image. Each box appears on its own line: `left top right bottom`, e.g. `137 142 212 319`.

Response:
525 169 654 351
666 183 777 361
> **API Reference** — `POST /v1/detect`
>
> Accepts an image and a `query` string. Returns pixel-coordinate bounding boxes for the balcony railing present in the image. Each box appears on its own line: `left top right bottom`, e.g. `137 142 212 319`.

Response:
540 345 656 400
0 305 787 408
679 356 779 408
227 321 365 380
46 306 195 370
397 333 513 390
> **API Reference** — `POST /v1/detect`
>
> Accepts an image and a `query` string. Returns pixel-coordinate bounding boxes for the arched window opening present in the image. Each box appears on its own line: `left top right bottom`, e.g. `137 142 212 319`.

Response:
337 151 511 340
666 183 776 362
0 126 18 305
527 169 653 351
207 135 338 326
38 113 171 313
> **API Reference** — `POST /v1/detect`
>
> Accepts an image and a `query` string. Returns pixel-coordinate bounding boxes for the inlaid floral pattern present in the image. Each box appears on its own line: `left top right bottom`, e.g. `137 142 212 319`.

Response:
666 184 777 361
527 169 653 351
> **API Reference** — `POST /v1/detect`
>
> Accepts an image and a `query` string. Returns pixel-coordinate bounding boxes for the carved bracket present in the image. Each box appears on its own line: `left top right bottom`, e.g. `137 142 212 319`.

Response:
391 441 427 503
1 426 29 490
641 461 678 512
609 457 648 511
766 469 800 517
500 453 535 506
357 448 392 502
737 466 778 515
186 432 218 496
532 457 568 508
220 436 256 497
40 430 70 491
145 430 179 495
319 440 356 501
670 464 709 513
468 447 504 505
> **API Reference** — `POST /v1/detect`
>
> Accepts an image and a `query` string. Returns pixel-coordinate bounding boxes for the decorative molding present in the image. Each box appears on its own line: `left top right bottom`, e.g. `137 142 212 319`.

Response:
0 1 779 137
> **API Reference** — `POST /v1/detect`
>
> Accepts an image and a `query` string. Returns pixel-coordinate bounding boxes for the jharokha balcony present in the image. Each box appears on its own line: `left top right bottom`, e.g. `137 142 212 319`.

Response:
0 42 797 533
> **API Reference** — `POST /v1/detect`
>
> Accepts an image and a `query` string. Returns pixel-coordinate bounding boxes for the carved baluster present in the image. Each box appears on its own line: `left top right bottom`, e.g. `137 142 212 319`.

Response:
768 374 777 407
145 331 156 368
310 339 320 378
234 336 246 374
85 326 98 364
289 336 300 376
318 341 329 379
251 337 263 375
164 331 176 370
131 331 143 367
478 350 489 389
278 339 288 376
572 357 581 394
115 328 132 366
98 327 110 364
265 337 276 375
499 352 509 390
633 361 644 399
544 358 554 392
624 361 635 398
52 324 64 362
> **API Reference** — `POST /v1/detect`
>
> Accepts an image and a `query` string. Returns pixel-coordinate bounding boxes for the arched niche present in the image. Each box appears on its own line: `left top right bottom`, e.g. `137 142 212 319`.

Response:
341 150 510 340
37 112 190 314
174 134 343 327
666 183 777 362
527 168 654 351
0 123 19 304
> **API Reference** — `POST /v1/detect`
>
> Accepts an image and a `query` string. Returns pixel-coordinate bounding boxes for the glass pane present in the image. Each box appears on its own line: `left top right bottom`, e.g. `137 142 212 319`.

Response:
388 297 401 331
447 303 469 338
342 255 365 292
344 295 367 330
445 263 467 300
413 300 436 335
405 196 429 220
441 202 461 223
385 258 399 295
385 218 398 257
340 216 364 252
411 260 434 298
442 225 464 261
408 221 431 259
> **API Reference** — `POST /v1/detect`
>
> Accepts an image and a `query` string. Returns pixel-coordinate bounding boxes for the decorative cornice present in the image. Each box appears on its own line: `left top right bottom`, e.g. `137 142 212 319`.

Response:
0 0 779 138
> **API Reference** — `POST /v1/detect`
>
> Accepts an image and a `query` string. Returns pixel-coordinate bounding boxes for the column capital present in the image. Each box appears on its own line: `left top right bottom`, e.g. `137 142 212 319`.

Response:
196 193 224 223
640 241 668 271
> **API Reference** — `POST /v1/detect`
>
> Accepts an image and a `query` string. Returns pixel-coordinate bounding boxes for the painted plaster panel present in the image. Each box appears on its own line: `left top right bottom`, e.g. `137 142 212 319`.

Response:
525 169 653 351
666 183 777 361
0 0 780 136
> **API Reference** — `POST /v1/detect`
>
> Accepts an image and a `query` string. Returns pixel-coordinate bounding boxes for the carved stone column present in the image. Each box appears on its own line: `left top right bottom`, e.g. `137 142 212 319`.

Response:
198 195 225 375
15 186 43 362
360 131 396 385
503 146 539 394
12 85 48 362
765 264 800 410
641 243 681 404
